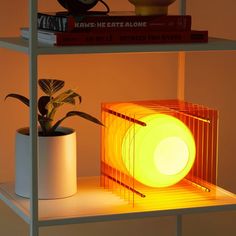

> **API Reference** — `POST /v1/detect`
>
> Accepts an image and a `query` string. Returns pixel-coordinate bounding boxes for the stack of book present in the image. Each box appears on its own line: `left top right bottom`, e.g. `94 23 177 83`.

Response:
20 11 208 46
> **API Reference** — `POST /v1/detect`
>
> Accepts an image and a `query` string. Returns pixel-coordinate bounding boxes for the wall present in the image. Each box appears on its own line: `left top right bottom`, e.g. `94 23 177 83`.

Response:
0 0 235 235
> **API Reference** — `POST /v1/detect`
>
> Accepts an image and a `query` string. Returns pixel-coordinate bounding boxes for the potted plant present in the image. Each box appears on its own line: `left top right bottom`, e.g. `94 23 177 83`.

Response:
6 78 103 199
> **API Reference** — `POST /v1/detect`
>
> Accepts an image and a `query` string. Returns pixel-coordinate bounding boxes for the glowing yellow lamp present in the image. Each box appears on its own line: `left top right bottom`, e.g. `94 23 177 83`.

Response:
122 113 196 188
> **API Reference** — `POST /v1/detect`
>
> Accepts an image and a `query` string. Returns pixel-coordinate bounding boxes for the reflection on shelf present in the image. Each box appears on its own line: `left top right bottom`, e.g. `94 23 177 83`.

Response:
0 176 236 227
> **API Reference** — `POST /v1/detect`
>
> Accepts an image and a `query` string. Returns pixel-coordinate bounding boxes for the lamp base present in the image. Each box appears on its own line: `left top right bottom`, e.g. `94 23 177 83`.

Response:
134 5 168 15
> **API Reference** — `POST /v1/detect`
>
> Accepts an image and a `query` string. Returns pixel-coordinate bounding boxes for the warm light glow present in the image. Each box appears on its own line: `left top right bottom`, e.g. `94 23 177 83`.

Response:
102 100 219 206
121 112 196 188
154 137 189 175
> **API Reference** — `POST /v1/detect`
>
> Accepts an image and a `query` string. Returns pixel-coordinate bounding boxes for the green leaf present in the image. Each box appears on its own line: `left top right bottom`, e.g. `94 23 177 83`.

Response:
67 111 103 125
51 110 103 132
51 89 81 105
5 94 29 107
63 91 82 105
46 89 82 118
38 79 65 96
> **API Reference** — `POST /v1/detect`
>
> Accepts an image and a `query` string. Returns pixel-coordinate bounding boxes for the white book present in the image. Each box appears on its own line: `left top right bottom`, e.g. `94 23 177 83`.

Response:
20 27 56 44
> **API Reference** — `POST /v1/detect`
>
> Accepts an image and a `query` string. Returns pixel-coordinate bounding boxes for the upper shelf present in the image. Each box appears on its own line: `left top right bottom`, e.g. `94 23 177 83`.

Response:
1 37 236 55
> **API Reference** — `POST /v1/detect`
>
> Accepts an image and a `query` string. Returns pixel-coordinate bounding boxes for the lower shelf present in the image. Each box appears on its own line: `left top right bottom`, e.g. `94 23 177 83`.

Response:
0 176 236 227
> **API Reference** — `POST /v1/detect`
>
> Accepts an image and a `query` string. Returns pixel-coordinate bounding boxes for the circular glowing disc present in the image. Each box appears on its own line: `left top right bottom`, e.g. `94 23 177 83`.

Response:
122 113 196 188
154 137 189 175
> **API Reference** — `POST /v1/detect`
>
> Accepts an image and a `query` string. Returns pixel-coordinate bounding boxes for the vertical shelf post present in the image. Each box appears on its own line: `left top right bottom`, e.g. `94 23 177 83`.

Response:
29 0 39 235
176 2 186 235
179 0 186 15
177 0 187 100
176 214 183 236
177 52 186 100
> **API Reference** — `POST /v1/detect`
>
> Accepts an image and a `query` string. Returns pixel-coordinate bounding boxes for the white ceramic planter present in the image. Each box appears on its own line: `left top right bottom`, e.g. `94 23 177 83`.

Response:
15 127 77 199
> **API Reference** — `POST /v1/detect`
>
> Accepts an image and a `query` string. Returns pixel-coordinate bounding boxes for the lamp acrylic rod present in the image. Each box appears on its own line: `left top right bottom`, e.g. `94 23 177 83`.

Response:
29 0 39 235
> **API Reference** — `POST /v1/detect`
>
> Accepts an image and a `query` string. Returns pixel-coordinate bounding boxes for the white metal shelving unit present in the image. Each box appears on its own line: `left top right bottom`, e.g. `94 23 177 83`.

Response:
1 0 236 236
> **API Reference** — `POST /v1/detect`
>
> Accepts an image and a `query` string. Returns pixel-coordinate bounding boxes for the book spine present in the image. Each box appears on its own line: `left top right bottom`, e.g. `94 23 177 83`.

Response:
38 13 68 32
37 13 191 32
55 30 208 46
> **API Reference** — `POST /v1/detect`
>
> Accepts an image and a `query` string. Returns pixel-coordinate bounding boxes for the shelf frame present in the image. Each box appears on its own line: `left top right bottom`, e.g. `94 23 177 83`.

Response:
177 0 186 102
28 0 39 235
1 37 236 55
0 0 236 236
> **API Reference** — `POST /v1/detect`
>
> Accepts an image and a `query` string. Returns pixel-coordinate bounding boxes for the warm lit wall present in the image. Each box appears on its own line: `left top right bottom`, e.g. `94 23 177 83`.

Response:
0 0 235 235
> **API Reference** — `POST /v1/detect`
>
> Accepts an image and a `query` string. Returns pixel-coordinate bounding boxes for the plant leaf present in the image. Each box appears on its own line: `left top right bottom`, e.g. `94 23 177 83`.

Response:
51 90 81 105
46 89 82 118
67 111 103 125
63 91 82 105
38 79 65 96
38 96 50 116
38 115 53 136
51 110 103 132
5 94 29 107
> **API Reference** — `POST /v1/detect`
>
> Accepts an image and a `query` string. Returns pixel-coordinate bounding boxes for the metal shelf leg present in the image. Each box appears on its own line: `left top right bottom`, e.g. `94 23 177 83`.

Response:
176 215 182 236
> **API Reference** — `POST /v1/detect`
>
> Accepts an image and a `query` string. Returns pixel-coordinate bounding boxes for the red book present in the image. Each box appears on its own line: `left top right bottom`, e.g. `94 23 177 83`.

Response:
37 11 192 32
20 28 208 46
